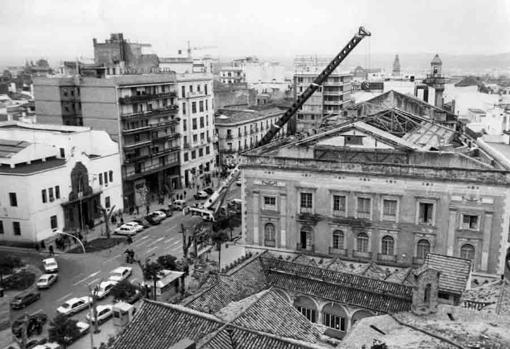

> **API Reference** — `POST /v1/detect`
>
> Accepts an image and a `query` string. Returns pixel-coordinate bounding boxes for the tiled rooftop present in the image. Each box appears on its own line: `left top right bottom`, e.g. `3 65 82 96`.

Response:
424 253 471 295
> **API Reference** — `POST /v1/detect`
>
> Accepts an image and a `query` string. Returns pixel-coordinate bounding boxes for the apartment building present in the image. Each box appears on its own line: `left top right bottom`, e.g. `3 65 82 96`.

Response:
0 121 122 245
293 71 353 133
215 106 286 167
176 73 216 189
219 67 245 85
34 74 181 208
240 94 510 282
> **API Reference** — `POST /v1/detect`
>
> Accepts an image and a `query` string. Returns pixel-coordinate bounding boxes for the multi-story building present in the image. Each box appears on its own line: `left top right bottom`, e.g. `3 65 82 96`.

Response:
215 106 286 167
176 73 216 189
240 92 510 281
219 67 245 85
0 121 122 245
34 74 181 209
293 71 353 133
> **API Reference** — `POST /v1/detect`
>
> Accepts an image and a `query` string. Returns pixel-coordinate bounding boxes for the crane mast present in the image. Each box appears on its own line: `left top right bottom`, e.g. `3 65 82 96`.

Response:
258 26 371 147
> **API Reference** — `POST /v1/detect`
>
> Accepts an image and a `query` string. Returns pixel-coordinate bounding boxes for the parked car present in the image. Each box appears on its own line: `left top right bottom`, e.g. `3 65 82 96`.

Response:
203 187 214 195
113 225 137 236
33 343 61 349
152 210 167 220
132 218 150 228
124 289 143 304
145 211 164 224
86 304 113 324
63 321 89 345
122 221 144 233
94 280 116 299
157 207 173 217
12 312 48 338
36 274 58 289
194 191 209 200
42 258 58 273
56 296 91 316
170 199 186 211
10 290 41 309
26 338 48 349
108 266 132 284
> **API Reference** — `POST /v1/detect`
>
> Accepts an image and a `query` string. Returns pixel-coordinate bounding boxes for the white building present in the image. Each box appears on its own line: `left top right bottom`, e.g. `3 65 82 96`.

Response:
176 73 216 189
0 122 123 245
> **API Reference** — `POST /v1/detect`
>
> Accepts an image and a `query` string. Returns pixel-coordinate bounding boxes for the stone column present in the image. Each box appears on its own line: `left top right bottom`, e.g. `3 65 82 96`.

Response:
446 209 457 256
253 191 260 245
480 212 493 272
280 193 287 248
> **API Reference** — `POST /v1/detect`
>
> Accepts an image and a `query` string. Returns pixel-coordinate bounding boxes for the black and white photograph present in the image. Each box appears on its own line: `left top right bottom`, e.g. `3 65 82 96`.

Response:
0 0 510 348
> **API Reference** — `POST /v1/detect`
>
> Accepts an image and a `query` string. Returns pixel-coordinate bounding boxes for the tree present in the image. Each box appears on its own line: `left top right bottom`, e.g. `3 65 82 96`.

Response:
157 255 177 270
97 205 116 239
140 261 162 300
0 255 22 287
48 314 80 348
211 230 229 272
110 279 138 302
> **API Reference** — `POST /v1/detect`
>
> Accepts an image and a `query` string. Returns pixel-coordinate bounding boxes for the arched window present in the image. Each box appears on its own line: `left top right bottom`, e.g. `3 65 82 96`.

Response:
381 236 394 255
264 223 275 247
321 303 347 332
356 233 369 252
294 296 317 322
417 239 431 259
332 230 344 249
460 244 475 260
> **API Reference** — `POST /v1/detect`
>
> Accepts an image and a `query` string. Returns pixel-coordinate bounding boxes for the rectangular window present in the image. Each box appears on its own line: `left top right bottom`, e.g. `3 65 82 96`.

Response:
109 171 113 182
205 99 208 110
332 195 346 214
42 189 47 203
192 102 197 114
184 153 189 162
189 85 193 93
357 197 371 218
55 186 60 199
50 215 58 229
9 193 17 207
99 173 103 185
263 196 277 210
191 150 196 159
49 188 54 202
104 171 108 184
200 117 204 128
205 84 208 95
461 214 479 230
200 132 205 141
105 196 111 209
345 135 363 145
59 148 65 158
193 134 198 143
182 102 186 115
199 148 203 157
183 120 187 131
199 101 204 112
323 313 346 331
206 146 210 155
13 222 21 235
0 221 3 234
181 86 185 98
192 118 197 130
383 199 398 220
300 192 313 210
418 202 434 225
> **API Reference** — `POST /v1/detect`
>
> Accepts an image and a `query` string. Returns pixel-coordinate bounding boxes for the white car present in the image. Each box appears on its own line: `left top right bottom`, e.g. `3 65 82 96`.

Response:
86 304 113 324
57 296 91 316
42 258 58 273
33 343 61 349
108 266 132 283
36 273 58 289
94 280 116 299
151 210 167 220
113 225 137 236
122 221 144 233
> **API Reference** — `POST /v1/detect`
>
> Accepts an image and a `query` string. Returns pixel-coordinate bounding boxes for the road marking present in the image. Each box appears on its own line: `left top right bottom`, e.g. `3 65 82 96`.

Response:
87 278 100 286
72 271 100 286
105 253 121 263
147 237 165 247
146 246 158 253
170 241 181 247
56 292 73 302
139 235 149 240
132 239 150 248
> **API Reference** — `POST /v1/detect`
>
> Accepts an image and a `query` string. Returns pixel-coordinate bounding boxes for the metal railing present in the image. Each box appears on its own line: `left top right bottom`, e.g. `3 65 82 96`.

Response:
119 91 177 104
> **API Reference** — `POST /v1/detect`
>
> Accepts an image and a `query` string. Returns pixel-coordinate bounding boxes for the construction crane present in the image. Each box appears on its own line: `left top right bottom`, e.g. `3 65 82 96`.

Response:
258 26 371 147
186 26 371 222
186 41 217 58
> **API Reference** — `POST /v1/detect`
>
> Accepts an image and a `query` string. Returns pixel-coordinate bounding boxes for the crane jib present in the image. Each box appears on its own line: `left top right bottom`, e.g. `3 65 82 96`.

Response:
258 26 371 147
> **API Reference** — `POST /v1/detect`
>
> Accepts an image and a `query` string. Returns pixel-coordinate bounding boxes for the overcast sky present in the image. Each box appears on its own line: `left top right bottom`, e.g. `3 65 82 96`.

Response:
1 0 509 65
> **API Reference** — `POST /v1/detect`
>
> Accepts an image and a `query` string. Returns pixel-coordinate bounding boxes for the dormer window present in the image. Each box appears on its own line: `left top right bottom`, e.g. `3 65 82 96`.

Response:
344 135 363 145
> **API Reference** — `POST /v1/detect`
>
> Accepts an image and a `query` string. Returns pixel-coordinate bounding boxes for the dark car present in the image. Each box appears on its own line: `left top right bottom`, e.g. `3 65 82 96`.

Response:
10 290 41 309
203 188 214 195
194 190 209 200
12 312 48 338
157 207 173 217
132 218 150 229
144 214 161 225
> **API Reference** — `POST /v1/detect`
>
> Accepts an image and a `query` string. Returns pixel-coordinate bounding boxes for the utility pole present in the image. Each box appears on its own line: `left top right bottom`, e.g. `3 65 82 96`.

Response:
87 284 100 349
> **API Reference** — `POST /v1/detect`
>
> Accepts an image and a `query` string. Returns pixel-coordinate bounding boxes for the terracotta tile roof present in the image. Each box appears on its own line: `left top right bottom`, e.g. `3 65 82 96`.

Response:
425 253 471 295
262 257 412 314
184 256 267 313
110 300 223 349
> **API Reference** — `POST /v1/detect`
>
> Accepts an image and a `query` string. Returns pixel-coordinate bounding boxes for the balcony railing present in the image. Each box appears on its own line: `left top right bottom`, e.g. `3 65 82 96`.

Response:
328 247 348 257
122 125 152 135
377 253 397 263
296 243 315 253
152 146 180 157
119 91 177 104
152 119 180 130
121 105 179 119
122 139 151 150
151 132 180 142
352 250 372 260
125 159 179 180
124 153 150 163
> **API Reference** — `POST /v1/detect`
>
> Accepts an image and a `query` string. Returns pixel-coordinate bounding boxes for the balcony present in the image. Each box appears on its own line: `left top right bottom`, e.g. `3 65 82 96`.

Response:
185 90 206 98
122 125 151 135
119 91 177 104
412 256 425 265
152 146 180 157
296 243 315 253
322 90 343 96
151 132 180 142
125 159 179 180
152 119 180 130
183 142 190 149
124 153 150 163
352 250 372 260
377 253 397 263
122 140 151 150
323 99 345 106
121 105 179 120
328 247 348 257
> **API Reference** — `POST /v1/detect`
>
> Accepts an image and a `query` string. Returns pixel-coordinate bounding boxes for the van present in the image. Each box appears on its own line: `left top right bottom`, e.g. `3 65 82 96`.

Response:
189 207 216 222
171 200 186 210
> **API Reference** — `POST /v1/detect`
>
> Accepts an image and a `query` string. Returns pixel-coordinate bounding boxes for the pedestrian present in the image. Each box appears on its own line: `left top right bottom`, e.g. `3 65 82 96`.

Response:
146 205 150 215
120 216 124 225
35 243 40 252
49 245 54 256
136 206 139 215
40 240 46 250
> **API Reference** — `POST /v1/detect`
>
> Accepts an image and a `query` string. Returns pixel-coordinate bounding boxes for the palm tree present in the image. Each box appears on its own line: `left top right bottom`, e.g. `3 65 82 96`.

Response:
211 230 229 272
